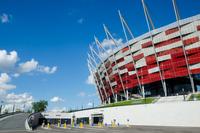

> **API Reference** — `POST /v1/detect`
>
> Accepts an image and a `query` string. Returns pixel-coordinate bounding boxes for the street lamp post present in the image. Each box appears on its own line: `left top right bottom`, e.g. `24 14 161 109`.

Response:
0 101 4 114
12 104 15 113
182 88 186 101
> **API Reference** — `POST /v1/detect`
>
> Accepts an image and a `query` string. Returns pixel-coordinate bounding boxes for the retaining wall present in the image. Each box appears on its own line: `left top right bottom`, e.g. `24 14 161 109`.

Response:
43 101 200 127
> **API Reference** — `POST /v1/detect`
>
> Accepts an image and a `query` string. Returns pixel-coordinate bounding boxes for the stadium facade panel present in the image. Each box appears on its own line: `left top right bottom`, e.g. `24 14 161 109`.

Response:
88 14 200 104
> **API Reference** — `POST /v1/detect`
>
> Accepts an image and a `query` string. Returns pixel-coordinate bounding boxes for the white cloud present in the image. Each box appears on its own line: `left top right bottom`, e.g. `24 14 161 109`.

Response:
87 102 93 107
88 93 97 97
101 38 123 48
77 92 86 97
86 73 95 85
89 38 123 60
0 73 16 91
0 73 11 84
50 96 64 103
6 93 33 104
77 18 84 24
99 49 112 59
49 107 67 113
86 38 123 88
18 59 38 73
0 84 16 91
0 90 6 97
17 59 57 75
0 49 57 76
0 13 11 24
0 91 33 113
0 49 58 93
12 73 20 78
38 66 57 74
0 50 18 71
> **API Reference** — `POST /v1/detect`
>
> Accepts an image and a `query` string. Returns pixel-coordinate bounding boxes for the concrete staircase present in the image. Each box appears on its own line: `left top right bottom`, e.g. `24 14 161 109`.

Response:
155 95 185 103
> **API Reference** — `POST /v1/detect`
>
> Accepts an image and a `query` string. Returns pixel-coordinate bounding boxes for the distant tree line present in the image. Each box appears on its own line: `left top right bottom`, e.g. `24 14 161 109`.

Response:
32 100 48 113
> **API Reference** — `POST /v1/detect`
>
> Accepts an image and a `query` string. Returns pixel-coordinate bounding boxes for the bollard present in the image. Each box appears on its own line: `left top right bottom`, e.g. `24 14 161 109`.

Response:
79 122 83 128
58 122 60 128
42 122 45 127
64 123 67 129
112 121 116 128
47 123 50 129
105 123 107 127
113 119 116 127
127 119 130 127
98 122 102 128
113 122 116 127
126 123 130 127
71 121 74 128
100 122 103 128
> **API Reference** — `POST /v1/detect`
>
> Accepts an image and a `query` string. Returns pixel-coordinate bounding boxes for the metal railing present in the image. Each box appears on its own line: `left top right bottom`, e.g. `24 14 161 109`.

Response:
0 112 21 119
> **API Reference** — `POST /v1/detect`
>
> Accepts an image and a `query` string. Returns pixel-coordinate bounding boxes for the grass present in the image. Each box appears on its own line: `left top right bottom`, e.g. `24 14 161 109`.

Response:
188 93 200 101
68 97 156 112
101 97 156 108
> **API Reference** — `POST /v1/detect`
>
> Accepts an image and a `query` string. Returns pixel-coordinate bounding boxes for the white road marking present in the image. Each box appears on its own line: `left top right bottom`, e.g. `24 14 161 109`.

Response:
0 129 28 133
0 113 23 122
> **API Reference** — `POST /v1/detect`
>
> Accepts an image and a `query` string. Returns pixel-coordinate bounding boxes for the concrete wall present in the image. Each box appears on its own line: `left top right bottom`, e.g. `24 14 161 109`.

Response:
44 101 200 127
42 112 72 119
102 101 200 127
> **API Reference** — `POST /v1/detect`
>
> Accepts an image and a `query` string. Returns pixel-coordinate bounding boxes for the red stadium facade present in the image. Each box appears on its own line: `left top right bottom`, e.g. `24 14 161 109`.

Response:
87 1 200 104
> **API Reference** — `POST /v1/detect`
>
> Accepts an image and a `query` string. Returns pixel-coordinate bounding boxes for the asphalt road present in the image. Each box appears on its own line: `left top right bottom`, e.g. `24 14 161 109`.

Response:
0 113 29 133
34 126 200 133
0 114 200 133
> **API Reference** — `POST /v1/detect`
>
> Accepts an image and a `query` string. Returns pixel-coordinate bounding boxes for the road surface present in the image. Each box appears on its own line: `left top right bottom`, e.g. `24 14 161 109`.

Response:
0 114 200 133
0 113 29 133
35 126 200 133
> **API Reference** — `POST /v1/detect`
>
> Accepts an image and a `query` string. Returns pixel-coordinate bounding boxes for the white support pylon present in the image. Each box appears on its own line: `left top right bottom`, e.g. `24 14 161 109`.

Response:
103 24 128 100
172 0 195 93
143 2 155 30
118 10 144 98
126 90 129 100
88 53 108 102
88 55 108 103
94 37 118 102
87 61 104 103
141 0 167 96
90 44 117 103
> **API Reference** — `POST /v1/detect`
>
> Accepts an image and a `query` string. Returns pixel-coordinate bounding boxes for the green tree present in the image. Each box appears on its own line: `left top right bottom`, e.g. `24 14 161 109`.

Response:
27 109 32 113
3 109 9 114
32 100 48 113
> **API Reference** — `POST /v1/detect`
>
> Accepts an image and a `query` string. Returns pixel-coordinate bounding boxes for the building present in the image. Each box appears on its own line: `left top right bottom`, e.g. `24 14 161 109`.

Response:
41 101 200 127
87 0 200 104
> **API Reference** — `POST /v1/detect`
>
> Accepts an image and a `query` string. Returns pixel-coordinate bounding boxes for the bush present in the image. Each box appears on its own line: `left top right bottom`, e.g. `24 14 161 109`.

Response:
32 100 48 113
189 94 200 101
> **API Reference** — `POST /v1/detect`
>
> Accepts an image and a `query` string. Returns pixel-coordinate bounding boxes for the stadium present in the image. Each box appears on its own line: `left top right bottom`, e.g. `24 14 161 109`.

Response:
24 0 200 129
87 0 200 104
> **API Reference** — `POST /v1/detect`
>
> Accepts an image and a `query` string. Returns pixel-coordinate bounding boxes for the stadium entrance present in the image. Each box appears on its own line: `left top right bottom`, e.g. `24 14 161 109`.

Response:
143 77 199 97
91 114 103 125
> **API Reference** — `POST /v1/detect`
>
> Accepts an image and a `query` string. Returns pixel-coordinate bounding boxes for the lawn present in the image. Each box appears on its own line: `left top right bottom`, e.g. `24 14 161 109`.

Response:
68 97 157 112
101 97 156 108
188 93 200 101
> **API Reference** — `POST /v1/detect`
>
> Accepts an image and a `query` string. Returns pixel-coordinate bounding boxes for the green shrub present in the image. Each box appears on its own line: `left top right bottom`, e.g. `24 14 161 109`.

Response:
189 94 200 101
101 97 156 108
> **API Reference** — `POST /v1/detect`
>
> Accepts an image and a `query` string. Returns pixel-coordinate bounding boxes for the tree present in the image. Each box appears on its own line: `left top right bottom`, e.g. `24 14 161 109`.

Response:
3 109 9 114
32 100 48 113
27 109 32 113
15 108 22 112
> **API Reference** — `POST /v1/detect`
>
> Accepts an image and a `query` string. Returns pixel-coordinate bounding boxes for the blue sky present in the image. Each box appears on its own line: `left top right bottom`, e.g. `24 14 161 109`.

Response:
0 0 199 112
